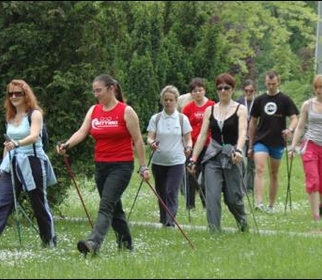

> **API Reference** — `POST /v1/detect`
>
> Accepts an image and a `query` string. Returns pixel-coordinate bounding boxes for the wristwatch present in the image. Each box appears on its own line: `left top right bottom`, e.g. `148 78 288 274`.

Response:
13 140 20 147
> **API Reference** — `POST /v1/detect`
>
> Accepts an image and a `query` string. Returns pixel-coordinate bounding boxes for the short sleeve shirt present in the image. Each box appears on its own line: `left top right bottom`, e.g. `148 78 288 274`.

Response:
147 110 192 166
250 92 299 147
182 99 215 145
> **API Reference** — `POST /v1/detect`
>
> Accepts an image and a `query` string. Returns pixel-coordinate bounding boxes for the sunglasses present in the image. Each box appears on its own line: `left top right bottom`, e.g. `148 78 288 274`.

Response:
8 91 25 98
217 86 231 91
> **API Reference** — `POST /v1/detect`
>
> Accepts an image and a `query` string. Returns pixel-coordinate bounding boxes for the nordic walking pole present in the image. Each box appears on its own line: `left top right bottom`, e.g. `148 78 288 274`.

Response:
5 136 39 236
284 147 293 214
145 180 196 251
8 150 22 245
237 163 259 234
127 147 156 221
183 166 191 222
192 173 206 208
62 155 93 229
17 203 39 234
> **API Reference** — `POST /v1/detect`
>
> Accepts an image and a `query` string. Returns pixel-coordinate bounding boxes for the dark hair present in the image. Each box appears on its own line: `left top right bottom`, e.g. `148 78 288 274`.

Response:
266 70 280 80
215 73 236 89
189 77 206 92
242 79 256 90
93 74 125 102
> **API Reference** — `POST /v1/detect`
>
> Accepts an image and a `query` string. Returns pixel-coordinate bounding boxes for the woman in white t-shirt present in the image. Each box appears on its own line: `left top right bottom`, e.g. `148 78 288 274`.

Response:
147 85 192 227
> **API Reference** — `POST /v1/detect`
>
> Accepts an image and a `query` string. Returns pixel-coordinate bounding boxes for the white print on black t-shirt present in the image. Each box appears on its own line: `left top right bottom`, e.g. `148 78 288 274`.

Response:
264 102 277 115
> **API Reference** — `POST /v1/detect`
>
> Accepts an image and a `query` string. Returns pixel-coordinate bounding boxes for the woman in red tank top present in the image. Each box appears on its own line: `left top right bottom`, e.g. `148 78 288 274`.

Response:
57 74 150 256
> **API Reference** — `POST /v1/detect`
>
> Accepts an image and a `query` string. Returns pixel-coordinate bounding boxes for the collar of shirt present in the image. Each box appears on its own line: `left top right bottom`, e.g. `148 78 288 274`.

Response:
161 110 179 119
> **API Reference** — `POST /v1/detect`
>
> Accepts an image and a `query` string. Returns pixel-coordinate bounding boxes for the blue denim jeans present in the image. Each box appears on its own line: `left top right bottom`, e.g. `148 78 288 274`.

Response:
87 161 134 247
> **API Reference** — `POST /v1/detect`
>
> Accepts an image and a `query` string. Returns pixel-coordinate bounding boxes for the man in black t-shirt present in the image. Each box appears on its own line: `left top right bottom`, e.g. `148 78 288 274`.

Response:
248 71 299 213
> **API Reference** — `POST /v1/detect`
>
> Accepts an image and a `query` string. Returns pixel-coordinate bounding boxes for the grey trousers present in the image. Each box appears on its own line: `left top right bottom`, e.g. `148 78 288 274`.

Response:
88 161 134 247
204 157 247 232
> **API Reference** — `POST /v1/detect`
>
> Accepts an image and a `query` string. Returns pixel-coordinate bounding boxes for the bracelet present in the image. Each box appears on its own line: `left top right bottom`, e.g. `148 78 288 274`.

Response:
11 140 19 148
235 148 243 155
138 165 149 176
185 146 193 151
187 159 196 168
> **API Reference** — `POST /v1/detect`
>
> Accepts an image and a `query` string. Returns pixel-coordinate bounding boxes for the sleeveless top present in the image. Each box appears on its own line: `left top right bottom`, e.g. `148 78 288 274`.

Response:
209 104 240 146
90 102 133 162
6 115 43 154
304 99 322 146
0 115 56 189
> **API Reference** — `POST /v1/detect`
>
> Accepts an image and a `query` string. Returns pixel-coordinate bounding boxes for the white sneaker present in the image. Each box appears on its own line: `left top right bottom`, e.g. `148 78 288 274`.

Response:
254 203 264 211
266 205 275 214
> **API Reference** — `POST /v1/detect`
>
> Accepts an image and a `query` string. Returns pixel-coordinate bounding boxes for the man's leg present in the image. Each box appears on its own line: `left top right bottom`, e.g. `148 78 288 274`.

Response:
268 157 281 208
254 152 268 208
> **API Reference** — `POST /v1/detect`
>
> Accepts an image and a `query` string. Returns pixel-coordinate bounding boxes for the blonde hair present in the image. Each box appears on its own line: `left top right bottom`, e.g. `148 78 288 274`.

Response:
159 85 180 104
313 74 322 89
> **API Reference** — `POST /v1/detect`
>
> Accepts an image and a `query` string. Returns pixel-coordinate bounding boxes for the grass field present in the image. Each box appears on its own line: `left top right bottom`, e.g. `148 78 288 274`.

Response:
1 153 322 278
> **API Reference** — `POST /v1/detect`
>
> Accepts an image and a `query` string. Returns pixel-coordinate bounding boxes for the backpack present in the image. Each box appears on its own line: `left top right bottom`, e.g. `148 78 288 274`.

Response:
27 109 49 152
155 112 184 137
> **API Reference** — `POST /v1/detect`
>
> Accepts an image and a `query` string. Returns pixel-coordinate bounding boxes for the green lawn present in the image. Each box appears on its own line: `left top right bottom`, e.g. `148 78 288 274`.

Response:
1 154 322 279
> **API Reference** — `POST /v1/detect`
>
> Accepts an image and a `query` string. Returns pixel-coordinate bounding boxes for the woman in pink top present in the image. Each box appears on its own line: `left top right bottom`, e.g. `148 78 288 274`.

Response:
57 74 150 256
289 74 322 222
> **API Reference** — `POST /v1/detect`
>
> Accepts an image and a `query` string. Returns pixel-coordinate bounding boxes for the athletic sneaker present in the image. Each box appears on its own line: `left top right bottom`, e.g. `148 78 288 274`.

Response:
240 222 249 233
313 214 320 222
77 240 99 256
254 203 264 211
266 205 275 214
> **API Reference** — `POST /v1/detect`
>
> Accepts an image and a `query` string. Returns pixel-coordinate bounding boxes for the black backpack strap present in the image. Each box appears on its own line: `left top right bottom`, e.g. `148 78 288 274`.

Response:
27 110 37 157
